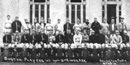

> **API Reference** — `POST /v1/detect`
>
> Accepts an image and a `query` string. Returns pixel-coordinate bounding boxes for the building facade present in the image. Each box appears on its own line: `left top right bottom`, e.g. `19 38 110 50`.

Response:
0 0 130 44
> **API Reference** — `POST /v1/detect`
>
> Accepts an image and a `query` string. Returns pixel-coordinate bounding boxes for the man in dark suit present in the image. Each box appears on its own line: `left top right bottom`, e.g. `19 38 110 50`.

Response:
3 32 12 44
40 30 48 44
89 30 98 43
91 18 102 34
97 30 105 44
64 29 73 43
11 17 22 33
122 31 129 44
64 18 72 35
109 18 117 34
55 31 65 43
21 29 31 44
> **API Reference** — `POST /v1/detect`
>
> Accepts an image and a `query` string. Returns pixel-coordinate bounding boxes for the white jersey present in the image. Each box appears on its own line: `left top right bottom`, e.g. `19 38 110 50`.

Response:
55 23 63 32
46 23 54 31
73 34 82 44
73 24 82 31
3 19 12 33
40 23 45 29
23 23 32 30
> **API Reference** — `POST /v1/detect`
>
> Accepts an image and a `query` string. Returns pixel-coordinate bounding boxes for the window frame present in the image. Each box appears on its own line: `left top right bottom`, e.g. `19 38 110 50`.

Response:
66 0 86 24
29 0 50 24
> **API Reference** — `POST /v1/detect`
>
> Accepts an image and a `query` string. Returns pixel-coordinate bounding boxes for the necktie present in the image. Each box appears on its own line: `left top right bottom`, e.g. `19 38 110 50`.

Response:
24 35 27 40
122 23 124 32
6 36 7 43
67 23 68 31
42 35 44 41
16 22 18 31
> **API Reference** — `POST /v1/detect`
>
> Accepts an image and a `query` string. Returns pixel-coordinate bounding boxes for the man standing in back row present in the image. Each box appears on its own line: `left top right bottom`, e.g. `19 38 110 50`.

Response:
11 17 22 33
91 18 102 34
3 15 12 33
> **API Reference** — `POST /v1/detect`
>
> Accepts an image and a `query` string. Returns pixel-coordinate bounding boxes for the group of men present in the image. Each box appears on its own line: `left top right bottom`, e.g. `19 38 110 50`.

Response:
1 15 130 62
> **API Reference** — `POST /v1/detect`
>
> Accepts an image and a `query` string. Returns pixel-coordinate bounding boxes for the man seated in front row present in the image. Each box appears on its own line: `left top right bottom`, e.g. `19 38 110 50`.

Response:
64 29 73 43
122 31 129 44
55 31 64 44
73 31 82 45
21 29 31 44
89 30 97 43
3 32 12 45
114 30 122 45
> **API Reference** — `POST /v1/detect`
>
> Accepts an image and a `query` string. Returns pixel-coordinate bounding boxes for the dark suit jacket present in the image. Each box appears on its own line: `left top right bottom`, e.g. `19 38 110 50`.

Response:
3 35 12 43
109 24 117 34
122 35 129 44
64 23 72 33
56 34 64 43
40 33 48 43
64 33 73 43
97 34 105 44
11 20 22 33
89 34 98 43
21 34 31 43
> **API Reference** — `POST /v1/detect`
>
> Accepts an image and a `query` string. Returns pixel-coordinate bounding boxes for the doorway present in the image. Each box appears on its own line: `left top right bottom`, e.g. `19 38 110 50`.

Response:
107 5 116 24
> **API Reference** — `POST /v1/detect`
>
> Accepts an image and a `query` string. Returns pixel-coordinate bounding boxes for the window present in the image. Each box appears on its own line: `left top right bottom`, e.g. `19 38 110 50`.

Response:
71 0 81 2
34 0 45 2
66 0 86 24
102 5 105 22
119 5 122 22
30 0 50 24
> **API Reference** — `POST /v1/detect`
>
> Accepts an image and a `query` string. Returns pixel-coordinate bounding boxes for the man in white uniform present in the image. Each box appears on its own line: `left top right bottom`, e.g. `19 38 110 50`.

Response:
3 15 12 33
45 19 54 35
55 19 63 35
73 31 82 45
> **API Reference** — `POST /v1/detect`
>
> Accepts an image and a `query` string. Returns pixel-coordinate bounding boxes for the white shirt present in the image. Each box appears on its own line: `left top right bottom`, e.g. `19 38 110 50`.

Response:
110 34 116 44
3 19 12 32
112 24 114 31
23 23 32 30
41 23 45 29
55 23 63 32
73 34 82 44
46 23 54 30
114 35 122 45
101 23 109 31
73 24 82 31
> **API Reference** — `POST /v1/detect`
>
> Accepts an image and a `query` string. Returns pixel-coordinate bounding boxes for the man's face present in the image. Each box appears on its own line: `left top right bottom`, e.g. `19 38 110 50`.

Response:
34 18 37 22
25 19 28 23
41 17 44 22
7 16 10 20
94 18 97 22
59 31 62 35
41 31 45 34
66 19 70 23
103 19 107 23
111 19 115 24
15 17 19 21
86 19 89 22
121 18 124 22
77 19 80 24
48 19 51 23
115 31 119 35
58 19 61 23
